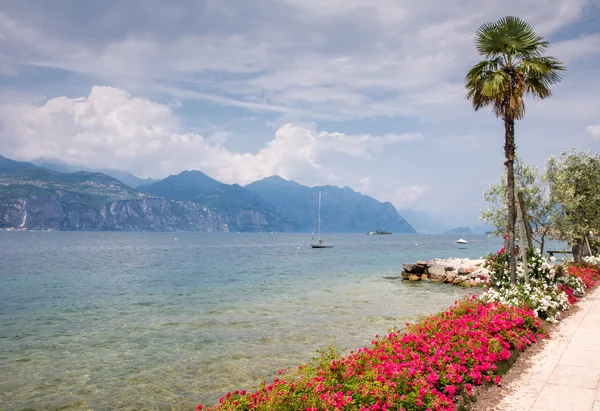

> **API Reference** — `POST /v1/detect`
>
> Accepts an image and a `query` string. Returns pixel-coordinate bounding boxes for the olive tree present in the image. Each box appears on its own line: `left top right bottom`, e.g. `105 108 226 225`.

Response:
481 156 555 253
547 150 600 262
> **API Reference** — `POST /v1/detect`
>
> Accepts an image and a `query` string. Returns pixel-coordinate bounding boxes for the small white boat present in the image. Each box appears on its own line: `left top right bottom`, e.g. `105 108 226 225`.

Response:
456 238 468 244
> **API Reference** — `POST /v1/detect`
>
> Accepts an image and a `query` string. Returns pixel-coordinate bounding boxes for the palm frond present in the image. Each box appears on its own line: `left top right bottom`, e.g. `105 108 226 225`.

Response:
467 16 564 120
465 58 508 115
476 16 548 60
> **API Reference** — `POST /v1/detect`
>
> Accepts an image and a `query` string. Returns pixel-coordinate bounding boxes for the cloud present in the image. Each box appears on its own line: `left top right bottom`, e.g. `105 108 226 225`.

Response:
547 33 600 63
0 0 596 121
0 86 420 185
388 185 432 208
357 177 371 193
587 125 600 140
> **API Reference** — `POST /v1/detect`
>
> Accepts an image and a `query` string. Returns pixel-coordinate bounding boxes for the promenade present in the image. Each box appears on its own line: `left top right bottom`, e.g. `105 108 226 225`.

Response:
485 286 600 411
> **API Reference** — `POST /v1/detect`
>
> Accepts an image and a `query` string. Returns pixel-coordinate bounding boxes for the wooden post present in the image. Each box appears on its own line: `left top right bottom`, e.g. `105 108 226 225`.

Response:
516 196 530 284
517 192 533 249
585 235 593 257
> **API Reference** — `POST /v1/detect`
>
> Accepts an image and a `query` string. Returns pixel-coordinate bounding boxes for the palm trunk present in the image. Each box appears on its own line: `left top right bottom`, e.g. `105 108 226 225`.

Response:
504 116 517 284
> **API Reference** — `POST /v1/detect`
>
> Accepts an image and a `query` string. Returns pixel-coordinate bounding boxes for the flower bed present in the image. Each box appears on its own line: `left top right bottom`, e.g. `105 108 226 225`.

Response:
196 298 545 411
197 251 600 411
565 264 600 289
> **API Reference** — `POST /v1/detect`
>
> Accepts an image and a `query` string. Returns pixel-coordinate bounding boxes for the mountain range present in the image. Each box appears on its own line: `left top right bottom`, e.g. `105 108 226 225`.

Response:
34 159 157 188
0 154 416 233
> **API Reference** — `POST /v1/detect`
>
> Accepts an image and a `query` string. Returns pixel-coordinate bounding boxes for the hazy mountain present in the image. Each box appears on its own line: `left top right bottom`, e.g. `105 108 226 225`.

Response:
0 156 294 232
35 159 157 188
2 154 415 233
0 166 145 228
138 170 297 231
471 223 494 234
0 155 37 171
245 176 416 233
397 208 448 234
444 226 474 235
139 170 274 209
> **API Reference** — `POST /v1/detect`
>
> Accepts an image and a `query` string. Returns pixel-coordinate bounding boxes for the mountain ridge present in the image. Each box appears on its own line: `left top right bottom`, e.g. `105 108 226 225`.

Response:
246 175 416 233
1 154 416 233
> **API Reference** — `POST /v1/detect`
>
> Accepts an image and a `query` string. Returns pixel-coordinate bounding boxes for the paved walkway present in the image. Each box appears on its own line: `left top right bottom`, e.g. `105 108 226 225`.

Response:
491 286 600 411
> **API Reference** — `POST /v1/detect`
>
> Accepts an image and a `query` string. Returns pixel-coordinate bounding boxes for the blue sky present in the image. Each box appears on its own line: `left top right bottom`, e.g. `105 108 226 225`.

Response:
0 0 599 227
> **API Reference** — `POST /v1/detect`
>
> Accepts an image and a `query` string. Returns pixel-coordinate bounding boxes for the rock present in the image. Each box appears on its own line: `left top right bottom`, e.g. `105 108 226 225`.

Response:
403 264 416 273
468 268 490 280
408 275 421 281
401 271 411 280
428 265 447 281
444 271 458 283
430 277 445 282
458 266 478 275
403 263 425 274
420 274 429 280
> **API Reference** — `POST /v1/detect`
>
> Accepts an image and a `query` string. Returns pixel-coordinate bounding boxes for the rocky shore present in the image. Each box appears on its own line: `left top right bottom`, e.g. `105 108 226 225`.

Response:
401 258 490 287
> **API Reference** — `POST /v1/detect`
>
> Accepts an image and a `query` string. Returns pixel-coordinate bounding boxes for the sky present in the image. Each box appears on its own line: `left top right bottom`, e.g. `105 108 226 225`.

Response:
0 0 599 227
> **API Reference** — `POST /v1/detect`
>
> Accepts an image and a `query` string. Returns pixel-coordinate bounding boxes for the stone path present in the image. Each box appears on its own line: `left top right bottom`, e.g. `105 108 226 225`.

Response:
490 286 600 411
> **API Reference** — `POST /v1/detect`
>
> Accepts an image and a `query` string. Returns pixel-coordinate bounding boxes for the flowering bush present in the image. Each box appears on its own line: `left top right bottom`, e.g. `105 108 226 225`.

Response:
484 247 557 289
557 284 577 304
583 255 600 267
480 279 569 322
197 298 545 411
482 247 569 322
565 264 600 289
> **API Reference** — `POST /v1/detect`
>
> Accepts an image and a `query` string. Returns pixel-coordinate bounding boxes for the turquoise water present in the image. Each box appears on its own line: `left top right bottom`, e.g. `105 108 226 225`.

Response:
1 232 510 409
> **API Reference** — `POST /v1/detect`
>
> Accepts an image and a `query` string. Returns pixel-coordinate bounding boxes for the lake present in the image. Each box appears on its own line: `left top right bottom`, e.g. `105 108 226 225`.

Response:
0 232 515 409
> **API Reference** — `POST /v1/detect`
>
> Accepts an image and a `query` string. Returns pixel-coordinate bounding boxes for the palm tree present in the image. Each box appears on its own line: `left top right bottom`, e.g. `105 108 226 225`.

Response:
465 16 564 284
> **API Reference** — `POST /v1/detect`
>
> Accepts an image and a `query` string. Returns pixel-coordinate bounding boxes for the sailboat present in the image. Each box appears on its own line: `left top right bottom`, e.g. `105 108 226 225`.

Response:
310 190 333 248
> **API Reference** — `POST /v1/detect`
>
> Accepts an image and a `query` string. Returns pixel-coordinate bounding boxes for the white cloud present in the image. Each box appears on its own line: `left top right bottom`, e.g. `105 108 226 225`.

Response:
388 185 432 208
0 86 420 185
357 177 371 193
587 125 600 140
548 34 600 63
0 0 596 121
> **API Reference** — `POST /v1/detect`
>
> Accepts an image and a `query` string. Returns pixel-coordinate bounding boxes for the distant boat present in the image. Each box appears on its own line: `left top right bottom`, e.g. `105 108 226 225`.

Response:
311 191 333 249
367 230 392 235
456 238 468 244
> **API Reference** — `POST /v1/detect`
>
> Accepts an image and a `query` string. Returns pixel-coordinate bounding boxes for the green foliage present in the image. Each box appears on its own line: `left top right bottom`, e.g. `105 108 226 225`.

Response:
466 16 564 120
546 149 600 246
482 247 570 322
483 245 587 322
481 156 555 252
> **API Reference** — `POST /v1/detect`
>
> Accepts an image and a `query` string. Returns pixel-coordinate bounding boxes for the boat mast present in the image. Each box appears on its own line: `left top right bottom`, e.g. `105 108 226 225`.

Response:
317 190 321 242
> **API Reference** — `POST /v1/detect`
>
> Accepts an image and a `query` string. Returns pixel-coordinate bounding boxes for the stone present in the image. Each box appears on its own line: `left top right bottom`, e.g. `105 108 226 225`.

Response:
420 274 429 280
403 263 425 274
458 266 476 275
430 277 445 282
466 268 490 281
401 271 411 280
428 265 447 281
403 264 417 273
408 275 421 281
444 271 457 283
